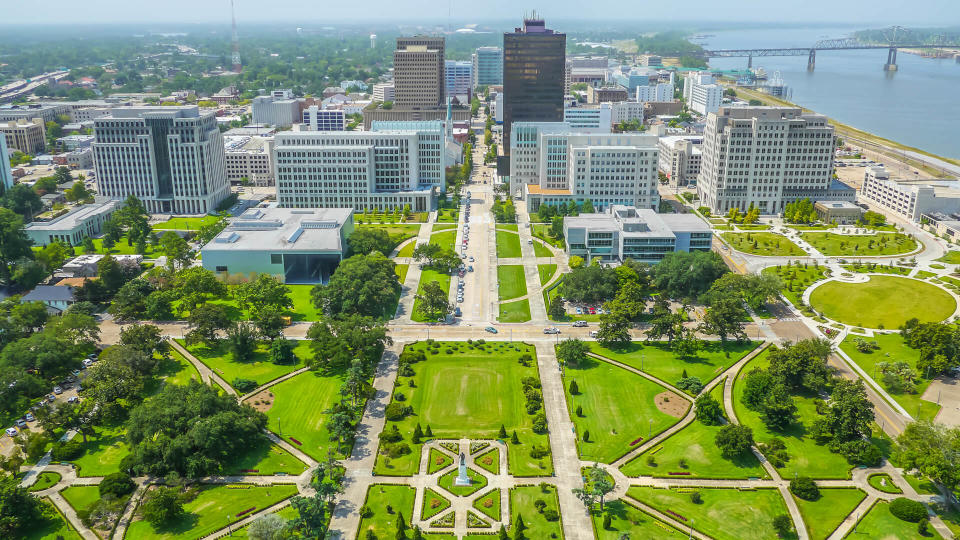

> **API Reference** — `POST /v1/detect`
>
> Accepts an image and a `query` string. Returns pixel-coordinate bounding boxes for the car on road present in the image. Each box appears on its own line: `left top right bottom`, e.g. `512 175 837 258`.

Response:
5 427 17 437
484 326 498 334
573 321 588 327
588 307 597 315
467 266 474 272
469 256 474 262
589 330 599 338
454 307 462 317
53 386 63 395
543 327 561 334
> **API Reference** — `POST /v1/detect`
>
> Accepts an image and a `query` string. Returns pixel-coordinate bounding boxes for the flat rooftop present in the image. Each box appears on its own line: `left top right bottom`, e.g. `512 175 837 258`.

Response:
202 207 352 253
25 197 119 231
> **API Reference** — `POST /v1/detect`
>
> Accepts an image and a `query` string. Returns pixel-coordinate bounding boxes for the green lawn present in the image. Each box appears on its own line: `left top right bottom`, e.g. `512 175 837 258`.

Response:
355 224 421 255
438 467 488 497
564 355 686 463
627 486 789 540
763 264 830 309
475 448 499 475
152 216 221 230
437 208 459 223
428 448 452 474
533 240 553 257
589 340 760 389
287 284 322 321
801 231 918 256
788 224 834 231
91 237 159 257
421 488 451 521
733 349 852 479
374 342 552 477
432 224 458 231
497 265 527 301
125 484 298 540
27 471 61 492
867 473 903 494
846 500 943 539
842 262 911 276
411 269 452 323
395 264 409 284
71 423 130 477
61 485 101 514
622 384 767 479
936 250 960 264
592 499 683 539
496 230 522 258
473 488 501 521
532 224 565 249
430 230 457 252
721 232 805 256
397 240 416 258
510 485 563 539
233 505 298 537
159 349 201 387
810 276 955 329
222 438 308 476
793 488 867 540
498 224 519 232
838 333 941 420
25 500 81 540
735 224 771 230
498 299 532 323
263 371 346 461
179 339 308 390
538 264 558 285
357 485 415 537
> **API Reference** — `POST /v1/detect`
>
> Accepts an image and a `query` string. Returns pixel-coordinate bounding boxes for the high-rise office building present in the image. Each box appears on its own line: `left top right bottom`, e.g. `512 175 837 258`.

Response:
301 106 346 131
92 106 230 214
502 16 565 169
683 72 722 115
0 119 46 154
472 46 503 88
393 36 445 109
445 60 473 101
0 137 12 194
251 89 301 128
697 107 836 214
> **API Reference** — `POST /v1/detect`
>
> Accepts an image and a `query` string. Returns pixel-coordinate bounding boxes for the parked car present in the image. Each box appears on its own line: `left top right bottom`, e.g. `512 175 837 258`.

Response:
589 330 599 338
454 307 462 317
573 321 588 327
575 307 583 315
5 427 17 437
15 419 26 428
67 396 79 404
468 266 474 272
484 326 498 334
543 327 561 334
24 413 34 422
47 394 56 402
53 386 63 395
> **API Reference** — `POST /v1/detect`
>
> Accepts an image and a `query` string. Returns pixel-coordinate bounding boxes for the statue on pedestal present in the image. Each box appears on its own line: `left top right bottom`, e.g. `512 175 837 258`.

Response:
454 451 471 486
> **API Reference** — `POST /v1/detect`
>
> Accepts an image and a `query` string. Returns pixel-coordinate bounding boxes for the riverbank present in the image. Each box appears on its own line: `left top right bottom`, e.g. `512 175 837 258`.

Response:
719 81 960 177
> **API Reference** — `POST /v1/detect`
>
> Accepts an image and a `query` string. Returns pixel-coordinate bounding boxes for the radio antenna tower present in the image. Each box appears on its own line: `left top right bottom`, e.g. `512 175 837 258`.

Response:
231 0 242 73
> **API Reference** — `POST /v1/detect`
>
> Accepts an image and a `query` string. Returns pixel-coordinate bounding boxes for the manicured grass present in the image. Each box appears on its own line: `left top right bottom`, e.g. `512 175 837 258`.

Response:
72 423 130 477
936 250 960 264
421 488 451 521
287 284 322 321
222 438 308 476
91 237 158 257
357 485 415 538
498 299 532 323
842 262 911 276
25 500 81 540
354 212 418 224
179 339 307 390
357 223 421 241
125 484 298 540
793 488 867 540
411 269 452 322
61 485 101 514
532 224 565 249
538 264 558 285
846 500 943 539
868 473 903 494
916 270 937 280
733 349 852 479
735 224 771 230
533 240 553 257
27 471 61 492
763 263 830 309
437 208 459 223
374 342 551 477
589 340 759 388
721 232 805 256
233 505 298 537
395 263 409 284
622 384 767 479
396 239 416 257
432 224 458 231
263 371 346 461
510 485 563 539
627 486 789 540
788 224 834 230
497 265 527 301
838 333 941 421
592 499 683 539
428 448 453 474
152 215 221 230
498 224 519 232
810 276 955 329
801 231 918 256
430 230 457 252
473 488 501 521
564 355 686 463
474 447 499 475
159 349 201 387
438 467 487 497
496 230 522 258
904 472 939 495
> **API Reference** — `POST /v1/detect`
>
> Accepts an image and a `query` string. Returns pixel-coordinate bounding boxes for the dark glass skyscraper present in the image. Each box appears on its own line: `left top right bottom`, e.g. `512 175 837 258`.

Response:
500 17 565 173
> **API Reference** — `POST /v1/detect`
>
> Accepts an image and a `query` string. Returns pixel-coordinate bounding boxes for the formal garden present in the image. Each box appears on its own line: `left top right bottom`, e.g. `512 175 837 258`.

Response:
721 231 806 256
800 231 918 256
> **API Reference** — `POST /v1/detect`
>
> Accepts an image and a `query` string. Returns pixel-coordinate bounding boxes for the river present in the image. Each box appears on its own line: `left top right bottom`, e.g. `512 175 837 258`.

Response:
702 26 960 160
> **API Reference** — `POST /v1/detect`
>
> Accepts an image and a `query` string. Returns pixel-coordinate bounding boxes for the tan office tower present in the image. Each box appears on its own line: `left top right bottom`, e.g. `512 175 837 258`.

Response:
394 36 445 110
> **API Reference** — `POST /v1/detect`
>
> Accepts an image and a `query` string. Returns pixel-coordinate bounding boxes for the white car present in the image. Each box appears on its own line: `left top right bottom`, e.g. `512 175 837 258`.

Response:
543 328 561 334
589 330 599 338
5 427 17 437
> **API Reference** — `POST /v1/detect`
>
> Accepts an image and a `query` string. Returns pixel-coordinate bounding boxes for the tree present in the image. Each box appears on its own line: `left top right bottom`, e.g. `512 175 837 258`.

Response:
766 340 833 394
140 486 183 527
99 472 136 499
247 512 288 540
596 311 632 348
307 314 391 372
2 184 43 220
184 303 232 345
561 264 619 304
159 232 192 270
823 379 874 444
234 274 293 314
894 420 960 489
34 241 73 273
587 464 614 510
556 338 588 368
348 227 394 256
174 267 228 313
288 458 345 538
715 424 754 458
0 477 46 536
97 254 126 294
695 394 725 425
760 384 798 431
699 295 748 343
0 208 33 284
789 476 820 501
226 322 257 362
109 279 155 321
33 176 59 195
312 253 400 318
269 338 296 365
64 181 91 203
119 323 169 357
651 251 728 299
772 515 793 537
415 280 451 320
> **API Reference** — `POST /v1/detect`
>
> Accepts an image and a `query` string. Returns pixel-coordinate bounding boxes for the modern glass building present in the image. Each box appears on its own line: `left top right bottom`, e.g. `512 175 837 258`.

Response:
472 46 503 88
444 60 473 100
501 17 565 172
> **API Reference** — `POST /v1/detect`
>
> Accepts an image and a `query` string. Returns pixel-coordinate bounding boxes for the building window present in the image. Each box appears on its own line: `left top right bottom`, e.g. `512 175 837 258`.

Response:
216 266 228 272
271 254 283 264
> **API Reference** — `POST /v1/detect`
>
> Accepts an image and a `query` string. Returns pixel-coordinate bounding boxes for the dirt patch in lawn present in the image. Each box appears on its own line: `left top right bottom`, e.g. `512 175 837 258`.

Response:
654 391 689 418
247 390 275 413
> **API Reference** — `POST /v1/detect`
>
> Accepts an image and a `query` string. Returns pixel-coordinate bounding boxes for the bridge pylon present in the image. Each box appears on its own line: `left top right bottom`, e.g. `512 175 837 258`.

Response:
884 47 898 71
807 49 816 71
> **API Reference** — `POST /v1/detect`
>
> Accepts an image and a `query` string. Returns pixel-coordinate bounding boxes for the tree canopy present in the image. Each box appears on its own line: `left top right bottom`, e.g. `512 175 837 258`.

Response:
311 252 400 319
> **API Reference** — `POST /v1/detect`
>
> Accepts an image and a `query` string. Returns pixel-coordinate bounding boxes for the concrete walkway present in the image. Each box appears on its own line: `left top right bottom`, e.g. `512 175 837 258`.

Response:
395 217 436 323
169 339 237 396
238 366 311 403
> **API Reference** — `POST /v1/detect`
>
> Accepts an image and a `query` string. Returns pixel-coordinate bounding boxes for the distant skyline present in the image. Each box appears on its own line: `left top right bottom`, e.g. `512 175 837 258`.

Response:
3 0 959 27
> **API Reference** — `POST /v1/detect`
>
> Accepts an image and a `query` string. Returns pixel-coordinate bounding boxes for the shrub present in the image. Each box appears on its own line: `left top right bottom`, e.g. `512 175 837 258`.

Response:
534 499 547 513
676 376 704 394
532 412 548 434
379 425 403 443
772 514 792 537
889 497 927 522
381 442 411 458
232 378 258 393
789 476 820 501
529 445 550 459
99 472 135 499
602 513 612 529
543 509 559 522
838 439 882 467
52 439 84 461
689 491 702 504
384 402 408 421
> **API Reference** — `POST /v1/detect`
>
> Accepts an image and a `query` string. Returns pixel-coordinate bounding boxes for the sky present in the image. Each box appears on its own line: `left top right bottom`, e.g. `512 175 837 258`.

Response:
3 0 959 26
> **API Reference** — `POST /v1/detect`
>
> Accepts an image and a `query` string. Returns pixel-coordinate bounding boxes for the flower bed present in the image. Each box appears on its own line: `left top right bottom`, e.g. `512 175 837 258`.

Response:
289 437 303 446
467 511 490 528
432 512 455 528
440 442 459 454
236 506 257 517
630 436 644 446
668 471 691 476
470 441 490 454
665 509 688 521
